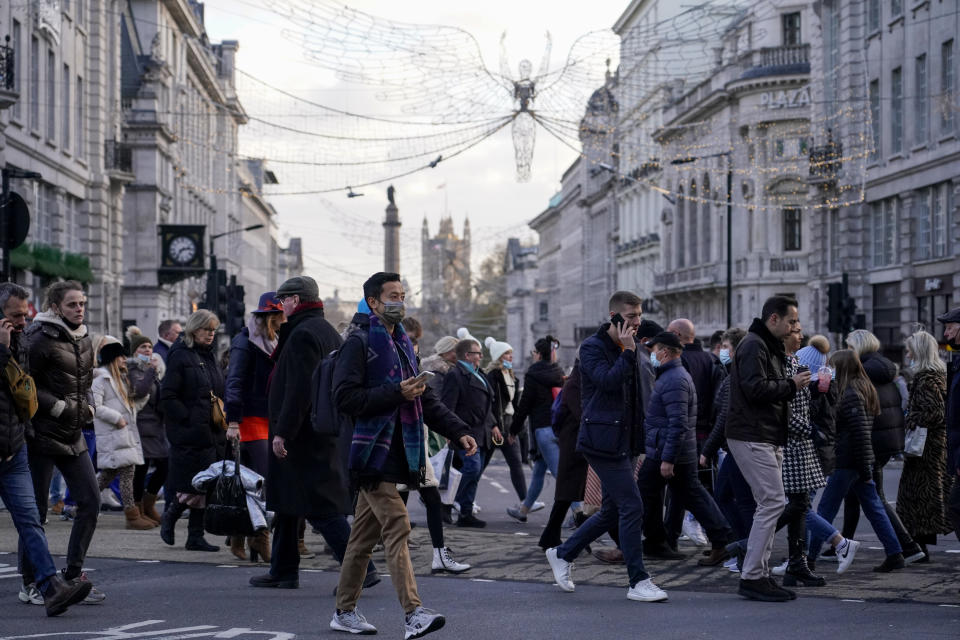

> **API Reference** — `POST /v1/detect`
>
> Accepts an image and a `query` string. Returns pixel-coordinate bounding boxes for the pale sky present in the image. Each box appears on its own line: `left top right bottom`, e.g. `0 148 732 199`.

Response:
202 0 630 302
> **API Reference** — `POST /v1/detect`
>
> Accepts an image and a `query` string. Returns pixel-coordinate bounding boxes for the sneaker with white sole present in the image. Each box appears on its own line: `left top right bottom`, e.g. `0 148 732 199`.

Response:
681 514 709 546
431 547 470 574
529 501 546 513
330 609 377 635
18 583 44 605
770 559 788 576
627 578 668 602
903 543 926 565
836 539 860 574
545 547 574 592
404 606 445 639
723 557 739 572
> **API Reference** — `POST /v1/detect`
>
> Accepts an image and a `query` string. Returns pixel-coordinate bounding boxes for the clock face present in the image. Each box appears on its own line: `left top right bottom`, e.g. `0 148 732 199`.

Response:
168 236 198 265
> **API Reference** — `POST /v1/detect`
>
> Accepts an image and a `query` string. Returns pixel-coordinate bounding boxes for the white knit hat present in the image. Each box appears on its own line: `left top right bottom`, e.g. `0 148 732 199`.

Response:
456 327 480 346
484 336 513 362
433 335 458 355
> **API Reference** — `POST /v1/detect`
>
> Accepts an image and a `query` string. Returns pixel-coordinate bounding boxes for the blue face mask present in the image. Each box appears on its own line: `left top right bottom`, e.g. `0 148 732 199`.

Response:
502 361 513 370
137 353 151 363
650 352 660 368
718 348 731 365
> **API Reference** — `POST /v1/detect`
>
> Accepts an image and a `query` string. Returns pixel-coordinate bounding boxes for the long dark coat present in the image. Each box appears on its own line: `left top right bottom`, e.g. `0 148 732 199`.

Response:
127 358 166 459
266 305 351 518
441 363 497 450
554 364 587 502
160 339 226 494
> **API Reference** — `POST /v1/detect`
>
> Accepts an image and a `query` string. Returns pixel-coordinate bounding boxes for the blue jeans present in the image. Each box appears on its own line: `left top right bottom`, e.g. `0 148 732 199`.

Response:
1 447 57 585
524 426 560 509
806 489 838 553
812 468 902 557
714 453 756 540
454 447 484 515
557 454 649 587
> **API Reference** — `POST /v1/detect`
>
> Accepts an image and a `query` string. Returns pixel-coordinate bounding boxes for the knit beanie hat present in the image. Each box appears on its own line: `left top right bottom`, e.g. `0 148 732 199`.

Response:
484 336 513 362
456 327 480 346
126 326 152 354
434 335 458 355
795 345 827 372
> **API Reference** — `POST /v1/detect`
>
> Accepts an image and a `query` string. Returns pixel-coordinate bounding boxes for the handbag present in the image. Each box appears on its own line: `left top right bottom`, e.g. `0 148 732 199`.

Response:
430 447 461 505
196 354 228 431
203 448 255 536
903 426 927 458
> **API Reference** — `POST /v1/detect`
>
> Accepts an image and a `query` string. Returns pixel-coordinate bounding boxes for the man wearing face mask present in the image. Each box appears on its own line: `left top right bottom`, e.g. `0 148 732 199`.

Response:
21 281 102 603
938 308 960 540
330 272 478 638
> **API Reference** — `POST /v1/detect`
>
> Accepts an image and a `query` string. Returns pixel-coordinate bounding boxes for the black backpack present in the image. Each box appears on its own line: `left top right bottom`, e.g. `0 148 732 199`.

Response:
310 332 366 437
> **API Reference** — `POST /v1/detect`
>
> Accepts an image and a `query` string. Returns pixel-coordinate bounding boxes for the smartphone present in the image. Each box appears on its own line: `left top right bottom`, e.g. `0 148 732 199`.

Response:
610 313 625 329
411 370 435 384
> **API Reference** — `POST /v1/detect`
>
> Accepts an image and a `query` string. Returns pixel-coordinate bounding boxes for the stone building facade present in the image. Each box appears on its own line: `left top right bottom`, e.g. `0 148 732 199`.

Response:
503 237 538 374
419 216 471 346
0 0 129 334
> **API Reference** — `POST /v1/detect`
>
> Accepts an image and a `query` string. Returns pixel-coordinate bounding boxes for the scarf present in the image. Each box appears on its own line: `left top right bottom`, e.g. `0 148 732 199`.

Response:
459 360 489 388
246 314 279 356
349 314 425 483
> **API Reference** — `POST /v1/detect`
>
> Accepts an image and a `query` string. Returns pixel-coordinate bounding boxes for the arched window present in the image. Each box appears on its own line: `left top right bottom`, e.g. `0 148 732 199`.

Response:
676 185 686 269
688 180 698 266
701 173 712 263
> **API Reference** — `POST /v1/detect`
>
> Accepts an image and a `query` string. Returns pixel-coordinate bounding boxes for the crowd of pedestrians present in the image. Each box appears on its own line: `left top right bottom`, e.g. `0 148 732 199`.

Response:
1 274 959 636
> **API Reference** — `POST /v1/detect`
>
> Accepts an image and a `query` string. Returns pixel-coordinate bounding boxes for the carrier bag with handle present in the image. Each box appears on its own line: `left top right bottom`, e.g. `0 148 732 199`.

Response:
203 448 255 536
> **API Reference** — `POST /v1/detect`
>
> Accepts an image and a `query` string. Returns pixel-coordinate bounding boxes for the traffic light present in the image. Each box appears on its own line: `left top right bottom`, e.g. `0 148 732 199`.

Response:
827 283 844 333
226 277 245 337
204 268 228 323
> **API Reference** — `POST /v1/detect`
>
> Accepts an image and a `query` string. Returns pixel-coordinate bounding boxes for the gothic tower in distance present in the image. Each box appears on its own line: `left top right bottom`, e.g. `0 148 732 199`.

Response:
420 216 472 344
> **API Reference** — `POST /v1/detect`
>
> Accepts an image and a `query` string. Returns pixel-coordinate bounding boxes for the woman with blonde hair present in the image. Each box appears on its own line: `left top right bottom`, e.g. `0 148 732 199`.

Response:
92 337 154 530
896 331 951 561
809 350 905 572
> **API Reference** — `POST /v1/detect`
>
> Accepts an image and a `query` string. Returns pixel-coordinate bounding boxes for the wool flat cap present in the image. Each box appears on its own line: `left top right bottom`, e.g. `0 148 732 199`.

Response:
277 276 319 299
937 307 960 324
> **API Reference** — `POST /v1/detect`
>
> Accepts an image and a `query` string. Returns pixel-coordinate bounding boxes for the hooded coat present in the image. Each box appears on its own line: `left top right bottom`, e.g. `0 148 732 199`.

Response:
159 338 226 494
510 360 565 435
24 310 95 457
91 367 144 469
127 357 166 459
859 352 906 459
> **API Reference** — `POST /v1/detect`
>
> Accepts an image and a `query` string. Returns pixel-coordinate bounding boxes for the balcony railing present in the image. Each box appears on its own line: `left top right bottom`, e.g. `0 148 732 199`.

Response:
738 44 810 80
0 37 13 91
769 257 801 272
104 140 133 173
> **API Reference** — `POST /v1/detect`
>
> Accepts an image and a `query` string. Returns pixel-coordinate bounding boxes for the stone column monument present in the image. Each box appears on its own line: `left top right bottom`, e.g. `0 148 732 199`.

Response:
383 184 401 273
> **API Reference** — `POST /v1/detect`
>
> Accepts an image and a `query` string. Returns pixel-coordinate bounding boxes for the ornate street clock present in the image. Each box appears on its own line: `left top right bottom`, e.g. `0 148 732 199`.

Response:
158 225 205 283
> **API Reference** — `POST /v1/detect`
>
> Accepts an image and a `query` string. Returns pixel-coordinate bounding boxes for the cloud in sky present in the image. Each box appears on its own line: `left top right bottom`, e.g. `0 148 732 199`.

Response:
203 1 628 300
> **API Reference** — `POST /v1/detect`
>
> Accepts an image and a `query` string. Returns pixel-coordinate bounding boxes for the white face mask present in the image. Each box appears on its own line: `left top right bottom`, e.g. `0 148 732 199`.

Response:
650 352 660 368
718 348 731 365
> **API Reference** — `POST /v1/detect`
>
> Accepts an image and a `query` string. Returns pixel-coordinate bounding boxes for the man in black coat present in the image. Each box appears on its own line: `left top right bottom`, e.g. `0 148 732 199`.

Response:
441 338 500 528
251 276 378 590
939 308 960 540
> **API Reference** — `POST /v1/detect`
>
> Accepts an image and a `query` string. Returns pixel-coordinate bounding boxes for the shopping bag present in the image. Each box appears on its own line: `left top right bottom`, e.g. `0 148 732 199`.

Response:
903 427 927 458
203 449 255 536
431 447 462 505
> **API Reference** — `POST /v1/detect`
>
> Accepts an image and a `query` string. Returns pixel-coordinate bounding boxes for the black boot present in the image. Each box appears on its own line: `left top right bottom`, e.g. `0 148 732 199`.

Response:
40 572 91 617
784 536 825 587
185 508 219 552
160 501 187 546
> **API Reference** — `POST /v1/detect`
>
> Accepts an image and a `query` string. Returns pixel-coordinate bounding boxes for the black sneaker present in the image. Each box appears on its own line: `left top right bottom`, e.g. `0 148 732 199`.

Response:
456 514 486 528
645 542 685 560
873 553 905 573
737 578 791 602
249 573 299 589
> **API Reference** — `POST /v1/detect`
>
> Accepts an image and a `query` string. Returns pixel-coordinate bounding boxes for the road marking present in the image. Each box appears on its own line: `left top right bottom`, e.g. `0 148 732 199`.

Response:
215 565 238 568
488 481 510 495
513 532 529 536
137 560 161 563
946 549 960 554
0 619 296 639
841 599 865 603
470 578 495 582
939 604 960 608
301 569 323 573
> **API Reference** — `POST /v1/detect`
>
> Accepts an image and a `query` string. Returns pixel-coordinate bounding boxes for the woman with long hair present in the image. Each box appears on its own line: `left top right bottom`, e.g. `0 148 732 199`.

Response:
484 336 528 504
809 350 905 572
92 337 154 530
896 331 951 560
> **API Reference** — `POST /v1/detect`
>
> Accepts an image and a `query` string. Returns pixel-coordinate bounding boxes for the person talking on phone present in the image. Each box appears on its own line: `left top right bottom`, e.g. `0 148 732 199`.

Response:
545 291 669 603
330 272 477 638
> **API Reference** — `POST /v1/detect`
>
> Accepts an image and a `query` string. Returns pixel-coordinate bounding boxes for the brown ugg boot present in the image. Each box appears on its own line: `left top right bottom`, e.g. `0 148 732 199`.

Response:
140 493 162 524
249 530 271 563
230 535 248 561
124 506 156 530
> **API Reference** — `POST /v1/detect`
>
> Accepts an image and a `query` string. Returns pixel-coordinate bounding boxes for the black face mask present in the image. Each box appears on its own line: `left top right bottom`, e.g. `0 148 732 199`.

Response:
57 310 81 331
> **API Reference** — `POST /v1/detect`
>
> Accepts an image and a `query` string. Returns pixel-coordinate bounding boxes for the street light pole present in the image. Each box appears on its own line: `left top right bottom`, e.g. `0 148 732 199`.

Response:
207 223 264 318
726 158 733 328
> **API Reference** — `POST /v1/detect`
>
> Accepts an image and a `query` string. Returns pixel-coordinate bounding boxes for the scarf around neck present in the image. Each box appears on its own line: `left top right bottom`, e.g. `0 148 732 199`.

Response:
349 313 425 483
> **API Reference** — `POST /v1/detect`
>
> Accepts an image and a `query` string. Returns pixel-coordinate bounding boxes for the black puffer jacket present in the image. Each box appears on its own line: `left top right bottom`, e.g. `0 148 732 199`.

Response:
127 358 166 459
24 311 94 457
680 341 725 440
725 318 796 446
511 360 565 434
809 384 839 475
160 338 226 494
860 352 905 459
834 386 875 478
0 336 29 459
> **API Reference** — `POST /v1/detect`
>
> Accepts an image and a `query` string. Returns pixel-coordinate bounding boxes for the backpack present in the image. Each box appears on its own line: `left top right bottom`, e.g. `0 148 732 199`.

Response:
549 386 564 433
3 356 38 421
310 332 366 437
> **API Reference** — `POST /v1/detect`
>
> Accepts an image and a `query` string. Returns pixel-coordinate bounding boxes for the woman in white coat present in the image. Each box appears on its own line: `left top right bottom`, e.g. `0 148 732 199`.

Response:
92 337 154 530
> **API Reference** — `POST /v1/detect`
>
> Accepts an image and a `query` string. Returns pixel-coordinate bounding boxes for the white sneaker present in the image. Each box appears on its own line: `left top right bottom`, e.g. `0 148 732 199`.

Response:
99 488 122 509
431 547 470 574
330 609 377 635
18 583 43 605
723 557 739 573
681 513 709 546
770 559 788 576
627 578 668 602
545 547 574 592
404 606 445 639
836 539 860 575
529 501 546 513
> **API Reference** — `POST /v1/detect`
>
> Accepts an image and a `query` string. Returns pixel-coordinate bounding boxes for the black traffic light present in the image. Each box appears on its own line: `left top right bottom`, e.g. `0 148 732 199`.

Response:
226 276 245 337
204 268 228 323
827 282 844 333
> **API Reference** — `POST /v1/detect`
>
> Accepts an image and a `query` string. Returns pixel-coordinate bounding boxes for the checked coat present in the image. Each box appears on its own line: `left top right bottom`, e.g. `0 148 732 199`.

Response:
782 355 826 493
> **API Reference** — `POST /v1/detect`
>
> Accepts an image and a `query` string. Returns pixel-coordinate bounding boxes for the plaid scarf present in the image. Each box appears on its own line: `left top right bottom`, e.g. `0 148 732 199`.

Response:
349 314 425 484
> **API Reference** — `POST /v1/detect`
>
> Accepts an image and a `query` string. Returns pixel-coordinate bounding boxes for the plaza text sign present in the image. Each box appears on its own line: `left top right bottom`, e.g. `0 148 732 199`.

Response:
759 86 810 110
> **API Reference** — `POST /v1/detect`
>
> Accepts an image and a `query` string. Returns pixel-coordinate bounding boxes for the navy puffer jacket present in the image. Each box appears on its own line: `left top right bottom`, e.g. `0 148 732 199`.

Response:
859 352 905 459
644 358 698 464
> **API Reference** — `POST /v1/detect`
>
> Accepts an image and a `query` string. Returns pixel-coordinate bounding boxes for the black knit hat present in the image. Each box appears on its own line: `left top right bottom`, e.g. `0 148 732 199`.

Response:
98 341 127 366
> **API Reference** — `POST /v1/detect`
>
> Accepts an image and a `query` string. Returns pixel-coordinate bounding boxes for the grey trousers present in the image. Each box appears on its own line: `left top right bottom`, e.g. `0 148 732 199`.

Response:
727 438 786 580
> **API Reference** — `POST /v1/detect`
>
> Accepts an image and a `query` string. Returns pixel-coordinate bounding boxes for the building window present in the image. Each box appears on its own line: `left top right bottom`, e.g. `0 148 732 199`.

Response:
869 79 881 158
915 55 928 145
538 301 548 322
62 64 70 150
76 77 84 155
11 20 21 121
798 138 809 156
872 198 898 267
775 139 785 157
783 208 802 251
829 208 840 272
701 174 711 263
891 0 902 17
932 183 949 258
868 0 880 32
891 67 903 153
46 49 55 141
942 40 955 134
688 180 698 266
782 12 801 46
676 186 686 269
29 36 39 131
873 282 901 355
